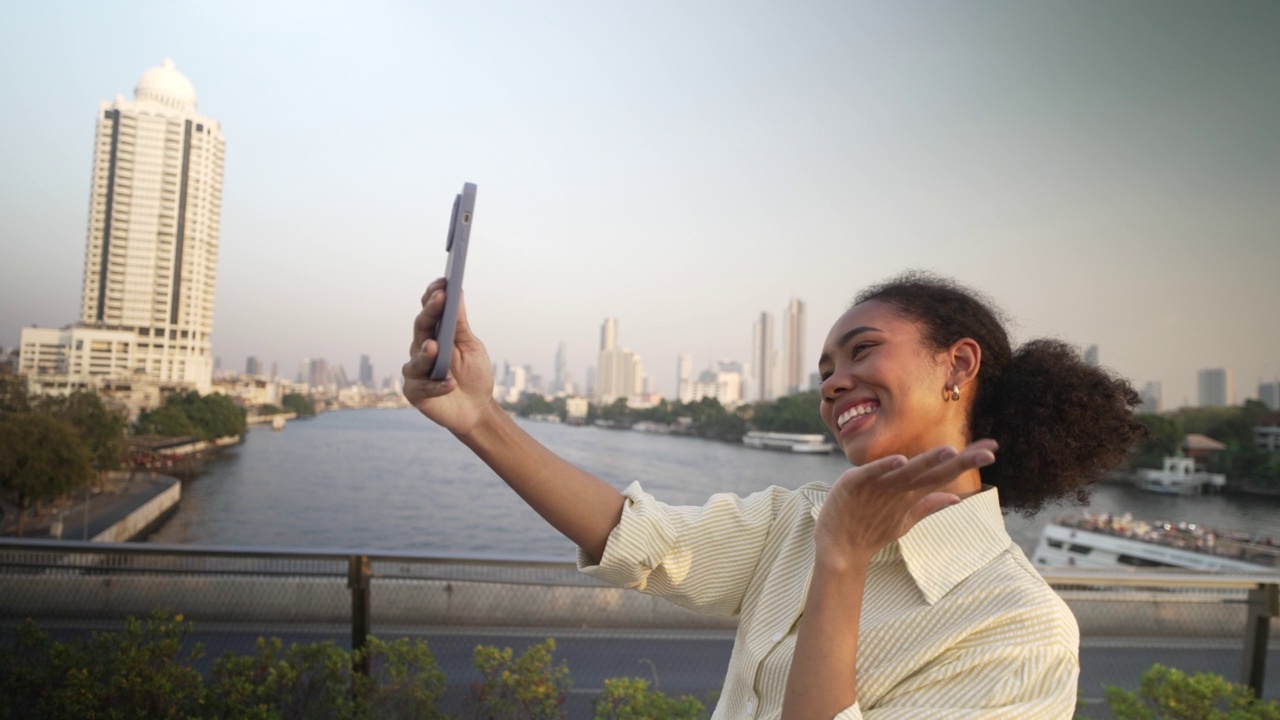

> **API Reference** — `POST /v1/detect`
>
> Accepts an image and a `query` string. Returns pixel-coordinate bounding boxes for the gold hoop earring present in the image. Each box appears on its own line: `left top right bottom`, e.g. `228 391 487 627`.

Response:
951 384 961 402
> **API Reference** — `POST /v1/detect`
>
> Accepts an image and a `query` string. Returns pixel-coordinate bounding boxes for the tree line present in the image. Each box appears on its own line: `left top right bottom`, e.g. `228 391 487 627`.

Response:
0 376 250 536
1131 400 1280 485
507 390 831 444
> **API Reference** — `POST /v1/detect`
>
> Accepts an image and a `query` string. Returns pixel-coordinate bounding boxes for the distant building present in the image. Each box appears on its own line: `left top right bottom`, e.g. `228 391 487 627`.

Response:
246 356 262 377
1259 382 1280 411
359 355 374 389
19 60 226 396
784 297 805 394
677 354 693 403
594 318 646 405
1083 345 1099 367
752 312 776 402
1255 414 1280 454
1139 381 1163 414
553 342 570 394
1197 368 1234 408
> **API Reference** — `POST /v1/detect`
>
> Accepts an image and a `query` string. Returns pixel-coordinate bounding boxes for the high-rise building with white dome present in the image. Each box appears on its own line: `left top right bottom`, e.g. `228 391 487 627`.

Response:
19 60 225 403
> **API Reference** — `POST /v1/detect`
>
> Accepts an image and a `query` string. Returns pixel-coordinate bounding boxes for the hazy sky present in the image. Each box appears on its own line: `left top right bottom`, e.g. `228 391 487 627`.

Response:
2 1 1277 406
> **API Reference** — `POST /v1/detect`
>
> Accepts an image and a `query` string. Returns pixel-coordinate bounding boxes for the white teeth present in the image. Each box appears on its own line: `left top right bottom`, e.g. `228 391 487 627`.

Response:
837 403 877 428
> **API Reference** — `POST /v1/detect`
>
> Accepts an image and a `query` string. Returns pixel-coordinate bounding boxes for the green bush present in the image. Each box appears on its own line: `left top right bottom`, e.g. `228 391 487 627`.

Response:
471 638 571 719
0 610 207 720
1105 664 1280 720
593 677 705 719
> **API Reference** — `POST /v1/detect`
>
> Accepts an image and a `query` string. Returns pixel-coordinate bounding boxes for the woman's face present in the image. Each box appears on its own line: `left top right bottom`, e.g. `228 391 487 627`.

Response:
818 300 962 465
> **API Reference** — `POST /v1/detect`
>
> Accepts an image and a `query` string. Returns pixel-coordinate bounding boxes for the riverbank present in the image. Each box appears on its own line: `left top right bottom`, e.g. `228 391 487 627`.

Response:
0 471 180 542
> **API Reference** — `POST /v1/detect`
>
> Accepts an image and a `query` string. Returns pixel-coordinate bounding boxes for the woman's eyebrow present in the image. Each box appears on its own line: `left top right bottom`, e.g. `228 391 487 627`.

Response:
818 326 882 366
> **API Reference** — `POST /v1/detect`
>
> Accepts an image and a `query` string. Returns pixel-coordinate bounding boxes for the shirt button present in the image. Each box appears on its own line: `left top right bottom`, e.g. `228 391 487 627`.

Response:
746 700 755 715
773 631 784 643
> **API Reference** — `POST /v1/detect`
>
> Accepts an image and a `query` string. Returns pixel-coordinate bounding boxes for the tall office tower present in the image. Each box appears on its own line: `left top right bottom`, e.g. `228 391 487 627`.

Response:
1083 345 1099 367
1197 368 1234 408
784 297 805 394
752 312 776 402
79 60 225 392
1259 382 1280 411
270 361 278 380
245 356 262 377
677 354 693 403
309 358 330 389
1139 381 1163 414
553 342 569 394
594 318 644 404
600 318 617 352
359 355 374 389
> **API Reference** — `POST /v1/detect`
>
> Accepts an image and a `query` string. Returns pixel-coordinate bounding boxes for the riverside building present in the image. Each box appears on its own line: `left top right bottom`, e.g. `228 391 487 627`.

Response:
19 60 226 408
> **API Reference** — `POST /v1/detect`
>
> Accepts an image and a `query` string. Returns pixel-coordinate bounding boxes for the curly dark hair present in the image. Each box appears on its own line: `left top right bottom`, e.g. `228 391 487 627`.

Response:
856 271 1147 514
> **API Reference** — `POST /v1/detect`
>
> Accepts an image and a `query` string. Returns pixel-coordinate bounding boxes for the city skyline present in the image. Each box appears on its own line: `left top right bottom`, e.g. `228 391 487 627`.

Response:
2 2 1278 408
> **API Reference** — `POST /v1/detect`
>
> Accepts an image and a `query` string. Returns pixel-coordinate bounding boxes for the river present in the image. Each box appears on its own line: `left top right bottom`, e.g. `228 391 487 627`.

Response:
149 408 1280 558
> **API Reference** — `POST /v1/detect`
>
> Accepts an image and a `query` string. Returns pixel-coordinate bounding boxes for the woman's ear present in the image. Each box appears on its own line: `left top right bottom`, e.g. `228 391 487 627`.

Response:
948 338 981 389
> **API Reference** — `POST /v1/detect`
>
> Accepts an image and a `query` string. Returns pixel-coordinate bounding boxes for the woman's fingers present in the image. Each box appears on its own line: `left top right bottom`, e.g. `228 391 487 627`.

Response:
409 280 448 358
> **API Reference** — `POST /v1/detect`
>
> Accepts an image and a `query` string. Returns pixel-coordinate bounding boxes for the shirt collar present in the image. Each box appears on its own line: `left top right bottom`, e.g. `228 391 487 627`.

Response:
800 484 1011 605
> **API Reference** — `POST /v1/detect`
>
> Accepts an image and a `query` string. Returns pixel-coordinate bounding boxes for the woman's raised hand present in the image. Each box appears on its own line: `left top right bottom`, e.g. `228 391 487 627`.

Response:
814 440 998 566
402 278 496 437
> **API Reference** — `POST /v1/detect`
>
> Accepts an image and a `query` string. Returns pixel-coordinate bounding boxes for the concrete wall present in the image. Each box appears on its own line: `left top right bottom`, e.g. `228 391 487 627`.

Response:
1 573 1274 638
91 479 181 543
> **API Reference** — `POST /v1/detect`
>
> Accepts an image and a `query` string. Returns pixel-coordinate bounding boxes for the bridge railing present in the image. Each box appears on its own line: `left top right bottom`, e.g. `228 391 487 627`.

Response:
1 539 1276 695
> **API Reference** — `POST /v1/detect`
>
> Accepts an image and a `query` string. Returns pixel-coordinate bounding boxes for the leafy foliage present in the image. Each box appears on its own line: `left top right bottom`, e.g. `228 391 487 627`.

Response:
0 411 94 536
593 677 706 719
281 393 316 417
1105 664 1280 720
749 390 829 436
40 391 128 475
471 638 571 719
135 391 246 440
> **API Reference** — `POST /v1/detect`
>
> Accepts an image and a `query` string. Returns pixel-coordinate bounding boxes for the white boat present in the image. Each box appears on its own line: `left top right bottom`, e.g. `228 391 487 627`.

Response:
1134 456 1225 495
1032 512 1280 572
742 431 834 454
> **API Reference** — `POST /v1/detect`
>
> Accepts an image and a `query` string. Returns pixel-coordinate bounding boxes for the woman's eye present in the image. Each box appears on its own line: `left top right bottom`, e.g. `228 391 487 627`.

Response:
851 342 874 359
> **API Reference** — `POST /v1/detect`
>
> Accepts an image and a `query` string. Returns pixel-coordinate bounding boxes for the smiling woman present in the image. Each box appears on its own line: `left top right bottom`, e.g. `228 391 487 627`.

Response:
402 271 1147 720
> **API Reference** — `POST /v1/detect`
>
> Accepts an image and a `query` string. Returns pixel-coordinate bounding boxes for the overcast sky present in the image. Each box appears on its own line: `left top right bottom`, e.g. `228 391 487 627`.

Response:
2 1 1277 407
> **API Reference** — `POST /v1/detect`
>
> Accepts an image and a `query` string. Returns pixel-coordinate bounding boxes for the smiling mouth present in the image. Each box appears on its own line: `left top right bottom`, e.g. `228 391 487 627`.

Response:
836 401 879 430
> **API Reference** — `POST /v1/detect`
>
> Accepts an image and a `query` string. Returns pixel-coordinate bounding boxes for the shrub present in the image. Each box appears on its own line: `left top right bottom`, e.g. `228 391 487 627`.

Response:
1105 664 1280 720
471 638 571 719
593 677 706 719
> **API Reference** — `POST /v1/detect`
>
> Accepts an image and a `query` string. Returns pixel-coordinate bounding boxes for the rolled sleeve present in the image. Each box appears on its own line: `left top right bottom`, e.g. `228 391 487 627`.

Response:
578 481 801 616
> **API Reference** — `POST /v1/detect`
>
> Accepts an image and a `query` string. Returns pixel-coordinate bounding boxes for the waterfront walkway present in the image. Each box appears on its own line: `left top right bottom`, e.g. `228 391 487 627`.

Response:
0 472 175 541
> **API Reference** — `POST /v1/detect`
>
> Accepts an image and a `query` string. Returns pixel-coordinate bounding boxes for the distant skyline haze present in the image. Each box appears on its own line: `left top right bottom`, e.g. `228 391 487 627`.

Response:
2 1 1277 408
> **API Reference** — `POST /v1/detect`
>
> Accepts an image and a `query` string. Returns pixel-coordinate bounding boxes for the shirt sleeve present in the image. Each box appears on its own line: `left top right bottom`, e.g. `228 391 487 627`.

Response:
577 480 803 616
834 643 1079 720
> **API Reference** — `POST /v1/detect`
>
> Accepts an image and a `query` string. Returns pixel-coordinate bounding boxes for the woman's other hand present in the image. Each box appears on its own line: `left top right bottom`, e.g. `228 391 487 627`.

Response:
402 277 495 437
815 440 998 567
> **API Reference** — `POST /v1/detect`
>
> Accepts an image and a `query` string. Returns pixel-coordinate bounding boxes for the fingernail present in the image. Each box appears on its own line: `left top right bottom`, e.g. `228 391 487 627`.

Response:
937 447 958 462
890 455 907 469
974 450 996 467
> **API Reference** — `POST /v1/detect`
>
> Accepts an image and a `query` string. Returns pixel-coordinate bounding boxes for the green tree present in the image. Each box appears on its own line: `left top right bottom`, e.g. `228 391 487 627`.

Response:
1131 414 1181 470
751 391 829 436
135 403 200 438
471 639 571 719
41 391 128 482
0 411 94 536
0 373 30 415
518 394 556 417
135 391 246 441
593 677 705 719
282 392 317 417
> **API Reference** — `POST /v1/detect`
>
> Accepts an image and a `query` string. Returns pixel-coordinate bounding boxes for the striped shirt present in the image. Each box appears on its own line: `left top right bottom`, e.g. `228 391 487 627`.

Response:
579 482 1078 719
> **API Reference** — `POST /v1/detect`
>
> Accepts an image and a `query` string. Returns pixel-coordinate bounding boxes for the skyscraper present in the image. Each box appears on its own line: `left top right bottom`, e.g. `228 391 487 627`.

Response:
553 342 569 394
1197 368 1234 408
784 297 805 394
595 318 644 404
1139 381 1163 414
1259 381 1279 411
1083 345 1099 367
753 312 776 402
19 60 226 398
80 60 225 391
359 355 374 389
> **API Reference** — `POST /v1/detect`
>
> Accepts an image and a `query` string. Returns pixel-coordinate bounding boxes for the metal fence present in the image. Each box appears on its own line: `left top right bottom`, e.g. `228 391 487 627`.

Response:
1 539 1277 709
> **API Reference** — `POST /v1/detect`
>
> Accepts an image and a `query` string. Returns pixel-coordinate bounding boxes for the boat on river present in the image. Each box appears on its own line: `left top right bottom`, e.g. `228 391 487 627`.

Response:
742 431 834 454
1032 511 1280 572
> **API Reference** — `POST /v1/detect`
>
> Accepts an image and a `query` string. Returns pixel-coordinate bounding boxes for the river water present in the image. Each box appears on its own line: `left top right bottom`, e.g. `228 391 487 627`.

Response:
149 408 1280 558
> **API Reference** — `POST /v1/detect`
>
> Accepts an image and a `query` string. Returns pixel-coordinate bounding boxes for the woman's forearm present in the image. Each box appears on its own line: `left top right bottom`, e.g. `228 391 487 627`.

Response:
782 553 871 719
458 399 625 562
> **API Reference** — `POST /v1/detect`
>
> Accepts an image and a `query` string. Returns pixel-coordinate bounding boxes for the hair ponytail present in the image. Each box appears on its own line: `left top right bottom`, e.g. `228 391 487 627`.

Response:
857 272 1147 514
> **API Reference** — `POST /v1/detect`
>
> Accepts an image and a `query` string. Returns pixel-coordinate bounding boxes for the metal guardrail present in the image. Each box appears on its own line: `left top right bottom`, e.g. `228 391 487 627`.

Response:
2 539 1277 695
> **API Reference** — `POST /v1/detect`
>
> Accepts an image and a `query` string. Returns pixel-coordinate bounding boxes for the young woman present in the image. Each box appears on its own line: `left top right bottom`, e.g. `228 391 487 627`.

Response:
402 272 1145 719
